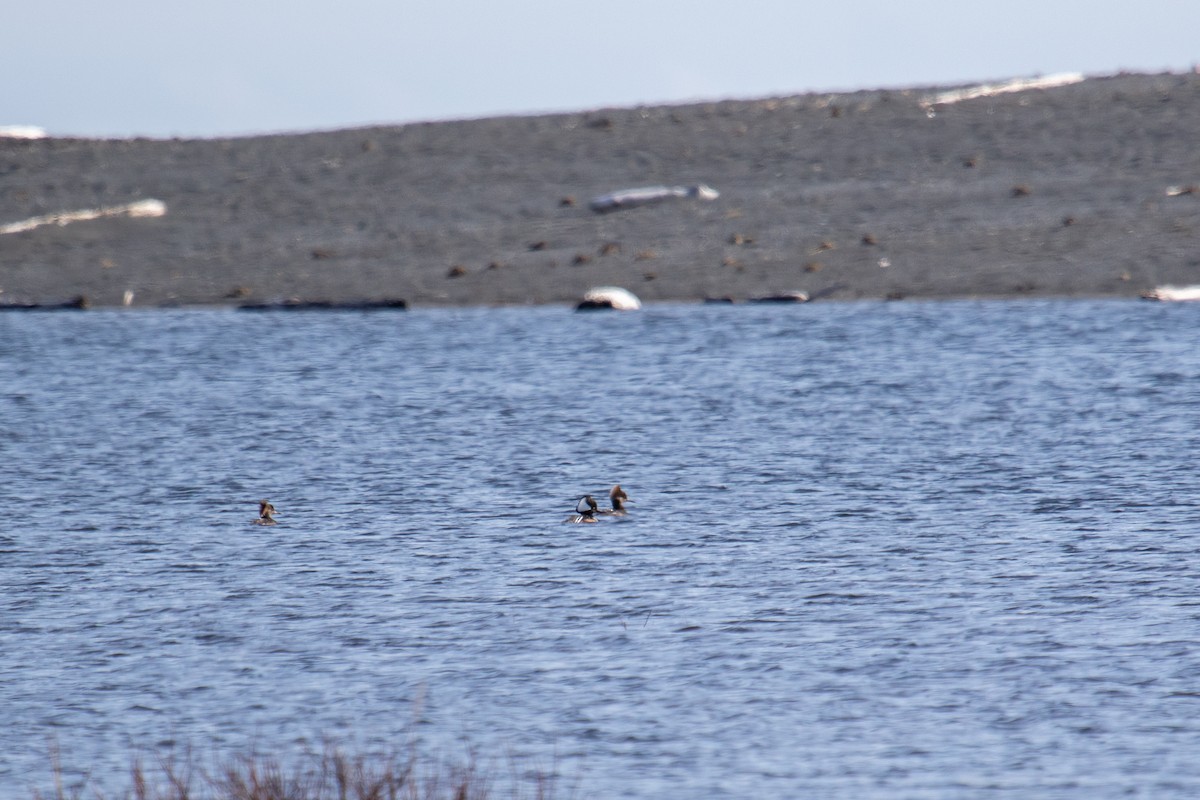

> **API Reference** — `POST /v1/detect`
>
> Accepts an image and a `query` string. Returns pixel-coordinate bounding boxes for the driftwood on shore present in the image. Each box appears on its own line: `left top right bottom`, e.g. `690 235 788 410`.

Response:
575 285 642 310
0 199 165 235
1140 285 1200 302
589 184 719 213
918 72 1085 109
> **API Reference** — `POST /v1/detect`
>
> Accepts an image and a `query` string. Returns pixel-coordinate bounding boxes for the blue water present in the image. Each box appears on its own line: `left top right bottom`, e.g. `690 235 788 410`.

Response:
3 300 1200 798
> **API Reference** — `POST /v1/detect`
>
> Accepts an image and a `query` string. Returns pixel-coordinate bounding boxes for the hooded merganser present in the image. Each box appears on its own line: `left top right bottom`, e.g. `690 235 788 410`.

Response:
565 495 599 524
597 484 629 516
252 499 277 526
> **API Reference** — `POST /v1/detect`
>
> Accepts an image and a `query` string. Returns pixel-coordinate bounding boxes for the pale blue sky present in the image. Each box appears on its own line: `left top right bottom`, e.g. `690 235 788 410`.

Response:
4 0 1198 138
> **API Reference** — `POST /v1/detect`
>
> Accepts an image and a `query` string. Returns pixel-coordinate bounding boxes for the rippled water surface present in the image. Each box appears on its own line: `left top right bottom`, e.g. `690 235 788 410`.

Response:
3 300 1200 798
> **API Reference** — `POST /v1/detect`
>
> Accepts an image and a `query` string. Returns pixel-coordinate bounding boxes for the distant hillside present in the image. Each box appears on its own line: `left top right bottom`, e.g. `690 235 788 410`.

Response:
2 72 1199 308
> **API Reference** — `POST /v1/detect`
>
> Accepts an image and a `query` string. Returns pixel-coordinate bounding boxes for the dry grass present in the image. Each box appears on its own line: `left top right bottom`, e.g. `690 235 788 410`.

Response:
33 743 566 800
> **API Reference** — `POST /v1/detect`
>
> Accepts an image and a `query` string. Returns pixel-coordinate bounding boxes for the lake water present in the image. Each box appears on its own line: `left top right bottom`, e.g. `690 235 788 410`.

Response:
3 300 1200 798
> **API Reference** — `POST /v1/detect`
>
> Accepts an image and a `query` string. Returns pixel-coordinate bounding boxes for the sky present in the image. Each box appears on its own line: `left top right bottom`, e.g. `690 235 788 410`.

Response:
4 0 1199 139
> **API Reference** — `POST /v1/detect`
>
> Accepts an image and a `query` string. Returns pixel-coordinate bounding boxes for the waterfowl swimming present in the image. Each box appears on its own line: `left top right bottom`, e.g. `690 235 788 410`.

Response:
597 484 630 516
252 499 277 526
565 495 599 524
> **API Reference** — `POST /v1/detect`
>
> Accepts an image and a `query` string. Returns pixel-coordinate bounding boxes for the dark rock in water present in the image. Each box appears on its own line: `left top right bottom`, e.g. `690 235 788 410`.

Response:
747 284 848 305
703 296 736 304
575 299 617 311
237 299 408 311
748 292 810 304
0 295 90 311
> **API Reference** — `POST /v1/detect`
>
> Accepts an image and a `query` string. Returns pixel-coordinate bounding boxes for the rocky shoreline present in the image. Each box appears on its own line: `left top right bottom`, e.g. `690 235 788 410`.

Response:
2 72 1199 309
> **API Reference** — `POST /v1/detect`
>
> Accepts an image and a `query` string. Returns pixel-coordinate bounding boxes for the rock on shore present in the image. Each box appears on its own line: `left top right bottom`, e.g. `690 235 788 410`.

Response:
2 72 1199 308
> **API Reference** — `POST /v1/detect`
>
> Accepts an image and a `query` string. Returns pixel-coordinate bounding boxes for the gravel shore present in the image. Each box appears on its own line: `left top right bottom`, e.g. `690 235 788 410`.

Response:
2 72 1199 309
